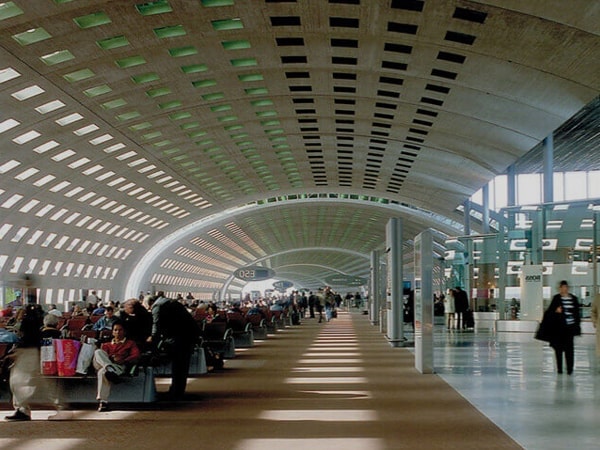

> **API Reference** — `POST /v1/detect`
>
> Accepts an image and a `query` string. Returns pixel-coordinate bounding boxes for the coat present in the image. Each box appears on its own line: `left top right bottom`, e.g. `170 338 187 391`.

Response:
537 294 581 347
592 294 600 357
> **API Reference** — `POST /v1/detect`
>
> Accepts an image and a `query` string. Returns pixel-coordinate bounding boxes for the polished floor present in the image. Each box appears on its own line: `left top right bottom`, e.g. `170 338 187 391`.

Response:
0 311 523 450
430 327 599 450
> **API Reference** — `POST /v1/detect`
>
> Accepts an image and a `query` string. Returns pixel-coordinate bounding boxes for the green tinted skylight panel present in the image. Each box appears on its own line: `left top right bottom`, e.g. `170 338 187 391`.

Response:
154 25 186 39
236 141 253 147
13 28 51 45
97 35 129 50
101 98 127 109
181 64 207 74
202 92 224 101
256 110 277 117
202 0 235 6
272 144 289 149
41 50 75 66
146 87 171 98
192 79 217 88
251 99 273 107
169 112 191 120
64 69 95 82
129 122 152 131
230 133 248 139
0 2 23 21
188 130 207 138
265 128 283 135
222 39 250 50
131 72 160 84
116 55 146 68
238 73 263 82
224 125 243 131
210 104 231 112
212 18 243 31
218 115 237 122
169 46 197 57
261 120 280 126
196 139 214 146
269 136 286 142
180 122 199 130
158 100 182 109
116 111 141 121
53 0 74 3
74 12 112 29
153 140 172 147
245 87 268 95
143 131 162 140
136 0 173 15
231 58 257 67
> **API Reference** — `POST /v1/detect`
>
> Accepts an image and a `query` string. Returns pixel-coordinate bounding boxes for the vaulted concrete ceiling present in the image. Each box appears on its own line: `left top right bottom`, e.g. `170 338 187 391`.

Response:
0 0 598 302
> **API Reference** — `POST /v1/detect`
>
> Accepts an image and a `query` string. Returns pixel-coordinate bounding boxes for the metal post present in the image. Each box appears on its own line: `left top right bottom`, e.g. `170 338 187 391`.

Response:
463 199 471 235
482 184 491 234
370 250 380 325
543 134 554 204
507 164 517 230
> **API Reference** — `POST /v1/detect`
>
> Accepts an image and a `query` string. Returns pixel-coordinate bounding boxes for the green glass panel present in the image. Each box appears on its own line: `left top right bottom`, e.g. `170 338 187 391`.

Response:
116 111 141 121
63 68 95 82
238 73 263 82
131 72 160 84
169 112 191 120
158 100 182 109
180 161 195 167
202 0 234 7
172 155 188 161
222 39 250 50
211 18 243 31
154 25 186 38
40 50 74 66
261 120 280 126
101 98 127 109
218 115 238 122
13 28 51 45
256 110 277 117
272 144 290 149
180 122 200 130
196 139 214 146
265 128 283 135
269 137 286 142
202 92 224 101
115 55 146 68
136 0 173 15
181 63 207 73
73 12 112 29
84 85 112 97
230 58 257 67
53 0 74 3
143 131 162 140
97 35 129 50
129 122 152 131
153 140 172 147
224 125 243 131
188 130 207 138
230 133 248 139
251 99 273 107
0 2 24 21
245 87 268 95
210 104 231 112
169 46 197 57
236 141 253 147
192 79 217 88
146 87 171 97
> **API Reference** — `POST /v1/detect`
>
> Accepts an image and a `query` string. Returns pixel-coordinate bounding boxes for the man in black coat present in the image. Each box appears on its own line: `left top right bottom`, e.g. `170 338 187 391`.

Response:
454 287 469 330
546 280 581 374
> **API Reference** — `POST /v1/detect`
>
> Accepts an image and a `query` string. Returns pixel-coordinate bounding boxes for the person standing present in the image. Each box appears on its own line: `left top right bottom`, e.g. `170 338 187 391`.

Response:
547 280 581 375
454 286 469 330
591 292 600 371
444 289 456 330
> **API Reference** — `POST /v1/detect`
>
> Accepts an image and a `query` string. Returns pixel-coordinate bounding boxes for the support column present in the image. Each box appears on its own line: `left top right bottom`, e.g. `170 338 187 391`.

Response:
463 199 471 235
386 218 404 347
507 164 517 229
369 250 380 325
482 183 490 234
414 229 434 374
543 134 554 203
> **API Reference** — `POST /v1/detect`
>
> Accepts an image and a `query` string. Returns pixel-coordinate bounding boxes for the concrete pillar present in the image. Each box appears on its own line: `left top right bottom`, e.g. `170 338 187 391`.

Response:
414 229 434 374
482 184 490 234
369 250 380 325
543 134 554 203
507 164 517 229
463 199 471 235
386 218 404 346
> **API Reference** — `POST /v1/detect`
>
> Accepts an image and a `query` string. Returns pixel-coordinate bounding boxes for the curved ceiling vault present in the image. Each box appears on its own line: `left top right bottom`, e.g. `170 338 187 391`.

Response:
0 0 599 303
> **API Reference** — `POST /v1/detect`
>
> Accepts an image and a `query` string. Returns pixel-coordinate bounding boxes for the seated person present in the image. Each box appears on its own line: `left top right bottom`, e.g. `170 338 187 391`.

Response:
47 304 63 318
91 304 106 316
93 306 117 331
119 299 152 351
0 305 13 318
92 321 140 412
41 314 62 339
71 304 88 317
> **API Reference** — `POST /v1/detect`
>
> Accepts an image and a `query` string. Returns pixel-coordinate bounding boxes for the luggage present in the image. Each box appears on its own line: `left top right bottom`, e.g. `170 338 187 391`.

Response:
291 312 300 325
464 310 475 329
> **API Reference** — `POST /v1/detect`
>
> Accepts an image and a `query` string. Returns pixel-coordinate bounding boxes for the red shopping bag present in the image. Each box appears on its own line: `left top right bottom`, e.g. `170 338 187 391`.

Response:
40 338 57 375
55 339 81 377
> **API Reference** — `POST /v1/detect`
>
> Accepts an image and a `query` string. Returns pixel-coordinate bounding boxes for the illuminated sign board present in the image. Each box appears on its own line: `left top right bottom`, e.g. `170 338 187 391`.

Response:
233 266 275 281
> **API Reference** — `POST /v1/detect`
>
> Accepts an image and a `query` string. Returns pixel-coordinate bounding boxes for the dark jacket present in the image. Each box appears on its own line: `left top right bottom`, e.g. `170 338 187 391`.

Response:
538 294 581 345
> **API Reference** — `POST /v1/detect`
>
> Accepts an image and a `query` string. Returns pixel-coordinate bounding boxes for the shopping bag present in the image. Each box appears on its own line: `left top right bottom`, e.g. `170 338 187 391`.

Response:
76 339 96 374
40 338 57 375
56 339 81 377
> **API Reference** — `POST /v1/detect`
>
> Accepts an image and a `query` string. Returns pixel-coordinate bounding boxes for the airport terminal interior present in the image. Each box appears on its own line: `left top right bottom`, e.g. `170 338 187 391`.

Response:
0 1 599 449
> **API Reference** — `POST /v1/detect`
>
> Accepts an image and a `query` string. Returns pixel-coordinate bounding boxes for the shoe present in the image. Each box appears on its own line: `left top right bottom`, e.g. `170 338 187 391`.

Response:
5 410 31 421
98 402 110 412
104 367 120 383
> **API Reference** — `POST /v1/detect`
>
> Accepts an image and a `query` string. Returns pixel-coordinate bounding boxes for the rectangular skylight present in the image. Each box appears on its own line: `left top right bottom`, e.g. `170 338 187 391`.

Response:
107 177 126 187
15 168 40 181
40 50 75 66
104 143 126 153
0 224 13 240
0 118 19 133
78 192 95 202
41 233 56 248
95 171 115 181
35 204 55 217
13 130 40 144
19 199 40 213
68 157 90 169
56 113 83 125
0 67 20 83
2 194 23 208
90 134 113 145
100 200 117 210
64 186 84 197
116 151 137 160
33 140 59 154
33 174 56 187
74 124 99 136
12 85 45 100
52 149 76 161
35 100 67 114
50 181 71 192
27 230 44 245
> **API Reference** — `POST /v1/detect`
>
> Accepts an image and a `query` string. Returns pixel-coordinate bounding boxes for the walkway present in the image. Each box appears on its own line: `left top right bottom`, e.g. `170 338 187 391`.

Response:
0 312 520 449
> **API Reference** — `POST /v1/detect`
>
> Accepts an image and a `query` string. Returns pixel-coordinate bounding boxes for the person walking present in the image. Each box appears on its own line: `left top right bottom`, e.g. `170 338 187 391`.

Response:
546 280 581 375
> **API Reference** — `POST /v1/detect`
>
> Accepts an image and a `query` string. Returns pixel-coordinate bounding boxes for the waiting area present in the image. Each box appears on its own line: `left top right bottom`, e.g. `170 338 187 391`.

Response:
3 310 596 449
